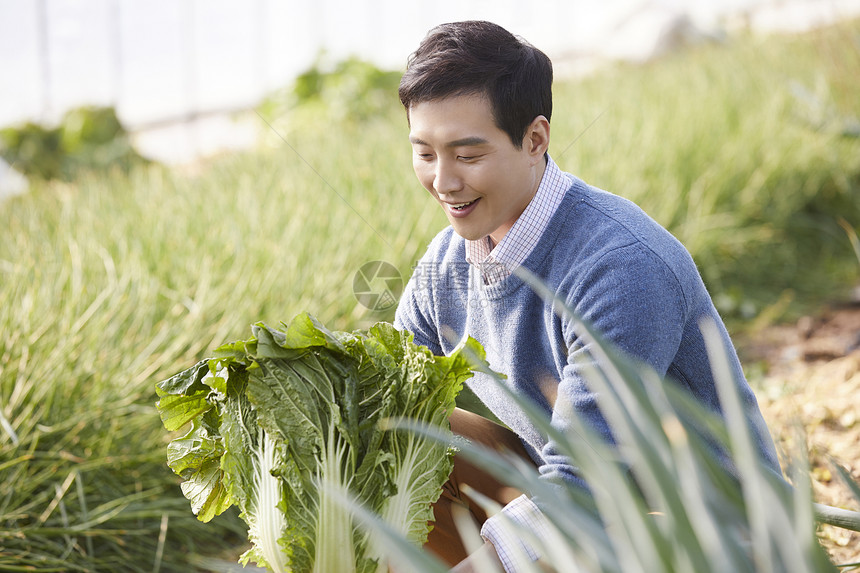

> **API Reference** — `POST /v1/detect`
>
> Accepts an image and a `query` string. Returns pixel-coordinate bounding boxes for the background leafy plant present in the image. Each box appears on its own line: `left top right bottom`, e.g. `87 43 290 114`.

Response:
259 55 403 125
0 106 150 181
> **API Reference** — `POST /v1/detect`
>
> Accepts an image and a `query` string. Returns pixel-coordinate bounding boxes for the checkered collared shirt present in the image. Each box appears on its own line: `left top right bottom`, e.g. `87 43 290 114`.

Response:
465 155 571 284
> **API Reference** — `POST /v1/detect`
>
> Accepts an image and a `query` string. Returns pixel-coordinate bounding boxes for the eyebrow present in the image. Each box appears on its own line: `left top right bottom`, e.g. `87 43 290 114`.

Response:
409 136 490 148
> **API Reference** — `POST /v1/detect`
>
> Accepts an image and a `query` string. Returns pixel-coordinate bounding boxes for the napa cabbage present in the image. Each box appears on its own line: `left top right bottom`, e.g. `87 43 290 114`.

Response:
156 313 485 572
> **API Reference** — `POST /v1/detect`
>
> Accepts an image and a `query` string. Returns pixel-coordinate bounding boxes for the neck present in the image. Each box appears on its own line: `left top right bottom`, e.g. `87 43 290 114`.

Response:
488 156 549 246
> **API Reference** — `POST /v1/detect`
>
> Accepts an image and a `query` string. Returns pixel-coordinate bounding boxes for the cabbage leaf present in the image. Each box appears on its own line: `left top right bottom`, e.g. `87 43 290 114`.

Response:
156 313 485 572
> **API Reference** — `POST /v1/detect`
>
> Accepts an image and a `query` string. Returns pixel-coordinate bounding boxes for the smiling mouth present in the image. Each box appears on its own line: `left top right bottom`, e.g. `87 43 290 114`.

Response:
449 199 478 211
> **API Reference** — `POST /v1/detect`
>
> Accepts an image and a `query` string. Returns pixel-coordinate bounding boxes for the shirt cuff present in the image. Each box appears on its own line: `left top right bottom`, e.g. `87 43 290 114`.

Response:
480 494 549 572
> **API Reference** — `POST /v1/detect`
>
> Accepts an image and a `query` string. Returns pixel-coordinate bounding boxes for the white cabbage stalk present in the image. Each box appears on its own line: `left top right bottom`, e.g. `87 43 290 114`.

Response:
248 431 287 573
314 426 356 573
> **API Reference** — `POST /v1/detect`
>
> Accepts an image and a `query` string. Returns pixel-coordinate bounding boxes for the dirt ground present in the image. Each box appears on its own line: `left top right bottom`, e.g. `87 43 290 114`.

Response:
738 304 860 566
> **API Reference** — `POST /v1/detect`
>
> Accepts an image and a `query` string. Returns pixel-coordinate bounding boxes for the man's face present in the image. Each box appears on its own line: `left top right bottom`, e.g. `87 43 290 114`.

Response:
408 94 547 244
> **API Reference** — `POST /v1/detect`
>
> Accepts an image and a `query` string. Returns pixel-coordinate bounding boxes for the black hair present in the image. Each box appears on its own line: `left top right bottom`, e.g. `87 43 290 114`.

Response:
399 20 553 148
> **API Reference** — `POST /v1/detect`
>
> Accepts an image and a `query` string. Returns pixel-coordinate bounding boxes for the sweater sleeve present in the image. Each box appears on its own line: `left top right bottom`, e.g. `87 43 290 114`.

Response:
393 269 444 356
539 242 688 486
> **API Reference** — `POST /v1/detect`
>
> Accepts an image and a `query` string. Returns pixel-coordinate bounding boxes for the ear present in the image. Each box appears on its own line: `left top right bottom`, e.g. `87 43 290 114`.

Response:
524 115 550 163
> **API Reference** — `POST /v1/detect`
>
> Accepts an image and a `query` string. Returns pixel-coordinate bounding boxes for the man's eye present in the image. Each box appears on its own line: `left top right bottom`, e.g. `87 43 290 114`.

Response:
458 155 478 162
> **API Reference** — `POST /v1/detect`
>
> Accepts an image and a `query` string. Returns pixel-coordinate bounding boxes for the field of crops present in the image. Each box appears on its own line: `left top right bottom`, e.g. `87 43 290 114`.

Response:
1 19 859 572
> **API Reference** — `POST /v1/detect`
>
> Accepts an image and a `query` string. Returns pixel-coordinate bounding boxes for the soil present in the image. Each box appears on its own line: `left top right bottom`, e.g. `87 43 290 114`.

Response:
737 303 860 566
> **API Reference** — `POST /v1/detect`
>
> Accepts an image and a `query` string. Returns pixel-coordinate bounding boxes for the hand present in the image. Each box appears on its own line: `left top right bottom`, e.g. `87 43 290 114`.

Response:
450 541 504 573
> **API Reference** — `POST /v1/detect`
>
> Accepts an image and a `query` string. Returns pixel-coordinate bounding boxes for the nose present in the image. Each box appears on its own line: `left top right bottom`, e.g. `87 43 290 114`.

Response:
433 158 462 195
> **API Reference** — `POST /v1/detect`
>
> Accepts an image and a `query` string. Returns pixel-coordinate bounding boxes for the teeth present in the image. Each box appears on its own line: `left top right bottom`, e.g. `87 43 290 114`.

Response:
451 200 475 210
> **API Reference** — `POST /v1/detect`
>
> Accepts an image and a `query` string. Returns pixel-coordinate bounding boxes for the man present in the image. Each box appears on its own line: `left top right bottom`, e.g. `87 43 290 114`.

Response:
393 20 781 572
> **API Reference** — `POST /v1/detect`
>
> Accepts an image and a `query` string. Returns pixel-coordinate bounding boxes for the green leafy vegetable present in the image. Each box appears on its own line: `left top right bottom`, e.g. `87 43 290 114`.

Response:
155 313 485 572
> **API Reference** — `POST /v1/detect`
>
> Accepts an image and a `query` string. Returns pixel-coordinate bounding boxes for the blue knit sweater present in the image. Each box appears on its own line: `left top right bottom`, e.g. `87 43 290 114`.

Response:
394 174 782 490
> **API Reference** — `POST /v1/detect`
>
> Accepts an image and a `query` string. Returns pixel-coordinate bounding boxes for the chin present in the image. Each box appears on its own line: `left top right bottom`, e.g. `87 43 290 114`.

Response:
450 225 487 241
